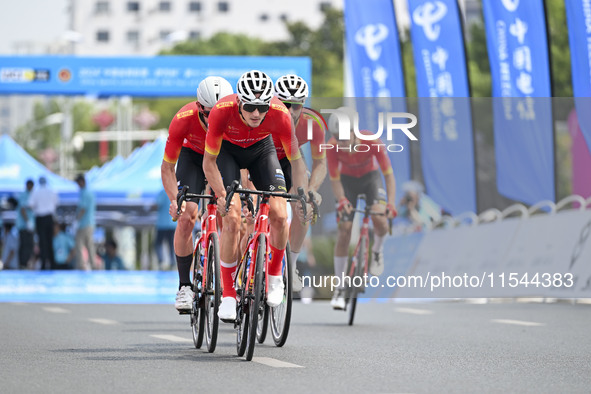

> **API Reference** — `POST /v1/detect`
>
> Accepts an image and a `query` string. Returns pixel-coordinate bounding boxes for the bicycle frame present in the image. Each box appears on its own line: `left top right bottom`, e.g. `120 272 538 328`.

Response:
348 206 372 279
196 196 219 290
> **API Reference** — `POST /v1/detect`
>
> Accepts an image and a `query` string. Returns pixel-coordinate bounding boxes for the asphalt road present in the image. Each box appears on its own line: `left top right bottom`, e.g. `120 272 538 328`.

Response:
1 300 590 393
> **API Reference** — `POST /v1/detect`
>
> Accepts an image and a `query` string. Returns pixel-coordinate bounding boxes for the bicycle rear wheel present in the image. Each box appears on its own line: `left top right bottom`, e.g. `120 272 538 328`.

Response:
270 241 292 347
191 243 205 348
245 234 265 361
347 239 366 326
204 232 220 353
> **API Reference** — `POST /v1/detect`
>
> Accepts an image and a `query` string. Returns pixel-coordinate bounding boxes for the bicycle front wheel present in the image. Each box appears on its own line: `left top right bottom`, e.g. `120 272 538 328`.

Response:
348 239 366 326
245 234 265 361
191 243 205 348
204 232 220 353
270 241 292 347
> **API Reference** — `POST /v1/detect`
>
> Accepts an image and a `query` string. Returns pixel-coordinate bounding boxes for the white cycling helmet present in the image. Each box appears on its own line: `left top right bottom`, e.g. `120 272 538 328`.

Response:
274 74 309 102
197 76 233 107
236 70 274 104
328 106 357 137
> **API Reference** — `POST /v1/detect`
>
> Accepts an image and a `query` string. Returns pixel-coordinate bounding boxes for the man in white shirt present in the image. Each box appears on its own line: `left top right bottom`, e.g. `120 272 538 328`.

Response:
29 176 58 270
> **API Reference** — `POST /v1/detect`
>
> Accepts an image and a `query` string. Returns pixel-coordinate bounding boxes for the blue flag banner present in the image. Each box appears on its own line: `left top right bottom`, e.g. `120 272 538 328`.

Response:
344 0 411 194
408 0 477 214
0 55 311 97
482 0 555 204
565 0 591 153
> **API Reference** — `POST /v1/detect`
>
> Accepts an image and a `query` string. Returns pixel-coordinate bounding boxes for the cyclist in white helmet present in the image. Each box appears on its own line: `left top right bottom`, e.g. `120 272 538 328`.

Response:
202 70 308 321
161 76 233 313
273 74 327 292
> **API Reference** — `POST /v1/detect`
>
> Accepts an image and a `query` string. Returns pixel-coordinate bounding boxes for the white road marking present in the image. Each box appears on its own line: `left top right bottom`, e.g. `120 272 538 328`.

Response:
395 307 433 315
150 334 193 343
43 307 70 314
252 357 304 368
491 319 545 327
88 318 118 325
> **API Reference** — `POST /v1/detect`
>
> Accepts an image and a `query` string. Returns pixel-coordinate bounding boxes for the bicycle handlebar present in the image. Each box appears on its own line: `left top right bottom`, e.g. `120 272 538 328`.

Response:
175 185 216 218
224 180 309 220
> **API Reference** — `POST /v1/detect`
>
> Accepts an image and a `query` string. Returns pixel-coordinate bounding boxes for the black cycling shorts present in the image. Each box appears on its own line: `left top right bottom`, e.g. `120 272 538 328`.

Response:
217 135 287 192
175 147 206 195
279 157 292 192
340 170 386 221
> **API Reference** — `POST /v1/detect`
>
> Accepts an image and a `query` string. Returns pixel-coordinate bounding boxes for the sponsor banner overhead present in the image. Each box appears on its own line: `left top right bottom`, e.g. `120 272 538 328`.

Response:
0 55 311 97
408 0 477 214
482 0 555 204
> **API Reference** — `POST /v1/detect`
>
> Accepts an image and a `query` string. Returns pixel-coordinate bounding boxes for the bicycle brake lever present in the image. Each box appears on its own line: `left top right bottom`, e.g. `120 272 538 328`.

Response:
225 180 240 212
308 190 320 225
174 185 189 221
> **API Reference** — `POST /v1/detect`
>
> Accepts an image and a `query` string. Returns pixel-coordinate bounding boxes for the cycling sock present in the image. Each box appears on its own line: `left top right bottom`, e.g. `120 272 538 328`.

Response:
289 251 300 268
334 256 348 286
220 260 237 298
268 245 284 276
176 254 193 289
372 234 385 253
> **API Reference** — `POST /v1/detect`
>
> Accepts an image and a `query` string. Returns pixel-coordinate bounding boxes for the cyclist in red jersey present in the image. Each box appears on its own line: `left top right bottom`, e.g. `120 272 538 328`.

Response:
161 76 233 313
202 70 308 321
326 107 397 310
273 74 327 292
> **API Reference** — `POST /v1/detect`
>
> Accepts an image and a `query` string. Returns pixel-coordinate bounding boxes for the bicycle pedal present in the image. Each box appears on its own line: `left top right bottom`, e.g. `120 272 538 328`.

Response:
220 317 236 324
177 309 192 315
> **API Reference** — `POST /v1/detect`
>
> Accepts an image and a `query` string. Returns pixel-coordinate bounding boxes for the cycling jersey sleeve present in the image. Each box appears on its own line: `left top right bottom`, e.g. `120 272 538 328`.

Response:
326 136 340 180
373 141 393 176
306 108 327 160
204 104 225 157
277 109 301 162
163 110 191 163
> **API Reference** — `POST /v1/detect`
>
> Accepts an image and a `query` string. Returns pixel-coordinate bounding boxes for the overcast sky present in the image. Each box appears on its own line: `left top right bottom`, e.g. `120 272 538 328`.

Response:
0 0 68 54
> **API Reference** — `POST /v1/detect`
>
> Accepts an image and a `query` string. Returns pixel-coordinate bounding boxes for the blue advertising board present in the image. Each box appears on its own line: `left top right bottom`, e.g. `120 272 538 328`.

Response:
408 0 477 215
0 55 311 97
482 0 555 204
344 0 411 195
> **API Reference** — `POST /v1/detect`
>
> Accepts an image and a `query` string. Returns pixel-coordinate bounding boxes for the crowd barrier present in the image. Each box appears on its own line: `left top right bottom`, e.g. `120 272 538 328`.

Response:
379 195 591 299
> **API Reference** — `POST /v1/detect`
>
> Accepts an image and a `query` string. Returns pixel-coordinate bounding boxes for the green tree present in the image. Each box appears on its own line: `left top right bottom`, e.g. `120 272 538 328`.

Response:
161 7 344 97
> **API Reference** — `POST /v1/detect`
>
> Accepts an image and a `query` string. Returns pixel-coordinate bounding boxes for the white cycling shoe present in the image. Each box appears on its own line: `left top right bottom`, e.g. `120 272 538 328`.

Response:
218 296 237 322
175 286 194 313
266 275 285 307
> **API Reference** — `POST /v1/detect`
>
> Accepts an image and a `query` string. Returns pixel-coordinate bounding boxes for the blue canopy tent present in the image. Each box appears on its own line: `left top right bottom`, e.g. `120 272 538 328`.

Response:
89 137 165 203
0 134 79 201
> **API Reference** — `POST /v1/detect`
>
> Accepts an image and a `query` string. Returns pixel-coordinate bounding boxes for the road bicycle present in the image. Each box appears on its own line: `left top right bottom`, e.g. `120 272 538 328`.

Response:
255 191 319 346
176 185 221 353
343 195 392 326
224 180 308 361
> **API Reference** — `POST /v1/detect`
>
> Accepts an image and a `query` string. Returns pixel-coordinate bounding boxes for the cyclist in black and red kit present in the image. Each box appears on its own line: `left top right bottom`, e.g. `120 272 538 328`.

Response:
272 74 327 291
326 107 398 310
161 76 233 313
202 70 308 321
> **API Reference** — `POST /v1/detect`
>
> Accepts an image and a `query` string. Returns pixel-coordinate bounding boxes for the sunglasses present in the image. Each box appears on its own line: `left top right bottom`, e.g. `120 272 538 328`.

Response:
242 103 270 113
283 102 303 111
198 103 212 117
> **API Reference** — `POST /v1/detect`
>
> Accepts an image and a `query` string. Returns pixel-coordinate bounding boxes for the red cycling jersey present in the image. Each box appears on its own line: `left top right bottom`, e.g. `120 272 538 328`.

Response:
273 107 327 161
205 94 301 161
326 134 393 179
163 101 207 163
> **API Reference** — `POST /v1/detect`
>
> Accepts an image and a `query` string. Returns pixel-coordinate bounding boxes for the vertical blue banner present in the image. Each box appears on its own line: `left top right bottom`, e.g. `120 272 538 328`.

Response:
482 0 555 205
408 0 477 214
565 0 591 154
344 0 411 194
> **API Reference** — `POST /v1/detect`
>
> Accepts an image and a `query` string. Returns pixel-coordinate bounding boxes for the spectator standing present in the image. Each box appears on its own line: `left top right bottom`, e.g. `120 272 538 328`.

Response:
16 179 35 269
53 222 75 269
154 188 176 269
1 222 19 270
74 173 97 270
29 176 58 270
